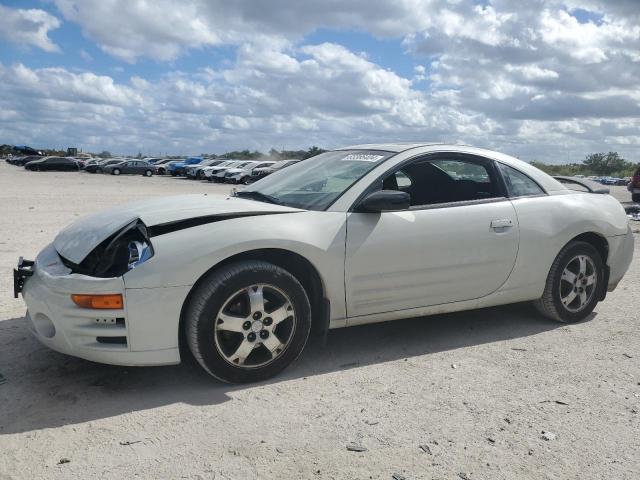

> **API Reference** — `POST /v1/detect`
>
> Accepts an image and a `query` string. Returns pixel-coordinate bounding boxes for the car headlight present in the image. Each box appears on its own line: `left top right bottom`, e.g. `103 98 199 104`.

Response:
61 220 154 278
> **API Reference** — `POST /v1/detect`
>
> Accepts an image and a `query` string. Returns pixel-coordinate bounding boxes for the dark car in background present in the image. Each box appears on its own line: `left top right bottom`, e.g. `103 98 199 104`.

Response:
102 160 155 176
12 155 44 166
84 159 125 173
24 156 79 171
250 159 300 182
627 168 640 203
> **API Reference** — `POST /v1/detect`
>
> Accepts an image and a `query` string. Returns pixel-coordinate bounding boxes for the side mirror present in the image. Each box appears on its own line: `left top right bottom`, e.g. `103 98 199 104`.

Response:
357 190 411 212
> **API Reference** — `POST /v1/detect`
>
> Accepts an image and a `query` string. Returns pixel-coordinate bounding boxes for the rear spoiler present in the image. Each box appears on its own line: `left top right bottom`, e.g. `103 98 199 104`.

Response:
553 176 610 194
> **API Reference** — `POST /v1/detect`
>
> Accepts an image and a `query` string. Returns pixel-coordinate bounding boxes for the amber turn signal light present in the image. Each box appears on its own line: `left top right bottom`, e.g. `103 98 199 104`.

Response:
71 294 123 309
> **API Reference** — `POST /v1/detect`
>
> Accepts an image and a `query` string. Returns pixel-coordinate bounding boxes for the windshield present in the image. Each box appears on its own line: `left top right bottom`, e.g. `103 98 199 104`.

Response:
237 150 392 210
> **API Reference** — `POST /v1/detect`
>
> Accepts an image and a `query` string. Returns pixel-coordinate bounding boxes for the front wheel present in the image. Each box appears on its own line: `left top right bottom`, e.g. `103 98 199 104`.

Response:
534 241 604 323
112 168 121 175
144 169 153 176
242 176 251 185
185 260 312 383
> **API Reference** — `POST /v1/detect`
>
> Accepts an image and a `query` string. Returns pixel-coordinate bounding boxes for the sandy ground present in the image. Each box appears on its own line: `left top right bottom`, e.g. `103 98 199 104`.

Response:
0 162 639 480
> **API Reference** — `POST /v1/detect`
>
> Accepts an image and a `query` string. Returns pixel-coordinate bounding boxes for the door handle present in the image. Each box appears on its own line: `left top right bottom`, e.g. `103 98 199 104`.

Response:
490 218 514 229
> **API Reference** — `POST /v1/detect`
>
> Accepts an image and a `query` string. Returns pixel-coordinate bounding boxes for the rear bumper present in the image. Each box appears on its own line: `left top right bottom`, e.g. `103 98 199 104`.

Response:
19 244 180 366
606 226 634 291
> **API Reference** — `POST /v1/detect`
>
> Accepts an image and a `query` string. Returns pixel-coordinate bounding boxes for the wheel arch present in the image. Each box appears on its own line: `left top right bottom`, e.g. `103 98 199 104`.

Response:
563 231 610 300
178 248 330 360
568 232 609 264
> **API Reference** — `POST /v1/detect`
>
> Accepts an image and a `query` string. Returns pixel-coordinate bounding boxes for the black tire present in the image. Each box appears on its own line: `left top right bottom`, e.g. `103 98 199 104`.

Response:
632 193 640 203
144 169 153 177
185 260 312 383
242 176 251 185
534 241 604 323
158 168 165 175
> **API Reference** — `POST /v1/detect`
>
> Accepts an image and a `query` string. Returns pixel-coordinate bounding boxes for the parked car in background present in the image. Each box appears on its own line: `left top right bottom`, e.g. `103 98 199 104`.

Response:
186 159 225 179
24 156 80 172
102 160 155 176
142 157 163 164
168 157 203 176
225 161 276 184
153 159 177 175
84 159 123 173
210 161 255 182
627 167 640 202
12 155 43 166
202 160 241 179
251 159 300 182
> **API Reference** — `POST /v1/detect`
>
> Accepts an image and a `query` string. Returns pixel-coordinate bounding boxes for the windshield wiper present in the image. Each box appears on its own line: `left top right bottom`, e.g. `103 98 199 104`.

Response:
235 190 282 205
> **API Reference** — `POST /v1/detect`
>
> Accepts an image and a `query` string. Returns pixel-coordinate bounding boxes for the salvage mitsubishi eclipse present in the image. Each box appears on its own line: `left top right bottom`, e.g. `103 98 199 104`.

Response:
14 143 634 383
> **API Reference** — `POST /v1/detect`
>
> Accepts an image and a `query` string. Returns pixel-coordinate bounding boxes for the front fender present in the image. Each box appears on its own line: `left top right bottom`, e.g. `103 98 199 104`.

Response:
123 211 348 321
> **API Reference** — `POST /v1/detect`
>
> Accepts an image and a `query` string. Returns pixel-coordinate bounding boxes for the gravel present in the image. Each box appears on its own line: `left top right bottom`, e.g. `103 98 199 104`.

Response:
1 162 639 479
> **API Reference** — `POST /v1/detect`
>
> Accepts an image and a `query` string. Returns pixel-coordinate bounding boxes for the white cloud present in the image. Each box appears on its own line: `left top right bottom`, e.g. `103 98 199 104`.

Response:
1 0 639 161
0 5 61 52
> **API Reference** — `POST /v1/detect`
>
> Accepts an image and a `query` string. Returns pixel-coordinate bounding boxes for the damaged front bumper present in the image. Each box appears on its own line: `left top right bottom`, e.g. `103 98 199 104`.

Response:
13 257 34 298
15 244 180 366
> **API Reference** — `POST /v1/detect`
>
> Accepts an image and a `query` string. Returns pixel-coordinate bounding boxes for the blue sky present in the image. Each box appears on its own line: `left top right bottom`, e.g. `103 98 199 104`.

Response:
0 0 638 161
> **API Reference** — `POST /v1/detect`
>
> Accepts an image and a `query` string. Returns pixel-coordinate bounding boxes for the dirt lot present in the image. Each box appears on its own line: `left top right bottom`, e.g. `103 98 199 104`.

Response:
1 162 639 479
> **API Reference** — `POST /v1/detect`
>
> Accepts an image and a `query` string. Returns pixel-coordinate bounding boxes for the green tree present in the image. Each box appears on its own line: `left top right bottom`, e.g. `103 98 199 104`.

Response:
304 146 326 159
584 152 628 175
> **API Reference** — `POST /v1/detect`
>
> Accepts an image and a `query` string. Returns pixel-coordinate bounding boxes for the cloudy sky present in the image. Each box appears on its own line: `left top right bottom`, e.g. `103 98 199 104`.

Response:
0 0 638 162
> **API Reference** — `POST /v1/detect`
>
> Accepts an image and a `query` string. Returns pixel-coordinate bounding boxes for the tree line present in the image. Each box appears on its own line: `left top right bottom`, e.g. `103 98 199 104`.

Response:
530 152 638 178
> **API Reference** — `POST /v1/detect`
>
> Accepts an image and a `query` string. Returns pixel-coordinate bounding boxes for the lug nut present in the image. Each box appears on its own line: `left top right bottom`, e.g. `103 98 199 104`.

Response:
260 330 269 339
243 321 251 330
247 332 257 342
252 311 262 320
263 317 273 326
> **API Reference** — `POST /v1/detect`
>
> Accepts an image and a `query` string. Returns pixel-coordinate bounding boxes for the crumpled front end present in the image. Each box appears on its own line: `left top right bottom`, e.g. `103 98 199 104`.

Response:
21 243 181 366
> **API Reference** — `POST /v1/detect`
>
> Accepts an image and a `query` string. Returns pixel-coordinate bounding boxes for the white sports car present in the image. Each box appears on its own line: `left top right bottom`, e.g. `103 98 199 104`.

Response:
15 143 634 383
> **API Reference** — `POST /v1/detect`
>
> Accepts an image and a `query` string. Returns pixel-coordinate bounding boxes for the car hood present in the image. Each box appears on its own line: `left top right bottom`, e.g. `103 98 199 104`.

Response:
225 168 246 174
54 194 302 264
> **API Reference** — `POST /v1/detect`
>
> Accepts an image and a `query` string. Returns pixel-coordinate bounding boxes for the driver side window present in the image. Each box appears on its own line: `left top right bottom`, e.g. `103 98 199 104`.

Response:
382 156 502 208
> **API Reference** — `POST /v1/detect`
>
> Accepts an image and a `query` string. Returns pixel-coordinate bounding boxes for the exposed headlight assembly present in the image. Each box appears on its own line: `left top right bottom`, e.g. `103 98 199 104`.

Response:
60 219 154 278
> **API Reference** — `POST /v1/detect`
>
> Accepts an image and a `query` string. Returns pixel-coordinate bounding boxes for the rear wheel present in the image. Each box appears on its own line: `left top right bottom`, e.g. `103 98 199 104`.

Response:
144 169 153 177
112 168 121 175
185 260 311 383
534 241 604 323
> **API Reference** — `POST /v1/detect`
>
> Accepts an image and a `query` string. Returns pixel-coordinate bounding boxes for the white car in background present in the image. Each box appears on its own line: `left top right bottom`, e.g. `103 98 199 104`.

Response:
209 161 255 182
224 160 276 184
14 143 634 383
201 160 241 179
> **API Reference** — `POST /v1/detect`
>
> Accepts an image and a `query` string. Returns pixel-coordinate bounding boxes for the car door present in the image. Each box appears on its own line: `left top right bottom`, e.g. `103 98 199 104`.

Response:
344 154 519 318
45 158 61 171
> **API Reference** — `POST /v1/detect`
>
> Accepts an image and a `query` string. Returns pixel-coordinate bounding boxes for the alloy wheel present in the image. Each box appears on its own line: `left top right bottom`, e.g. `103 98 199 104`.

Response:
559 254 597 312
213 284 296 368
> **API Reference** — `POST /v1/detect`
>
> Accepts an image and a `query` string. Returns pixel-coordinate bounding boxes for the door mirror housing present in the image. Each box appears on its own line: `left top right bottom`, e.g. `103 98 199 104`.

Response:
357 190 411 212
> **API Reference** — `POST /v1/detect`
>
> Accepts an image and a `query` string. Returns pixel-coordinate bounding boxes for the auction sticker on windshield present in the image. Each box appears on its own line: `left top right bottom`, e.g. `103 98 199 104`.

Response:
341 154 385 162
